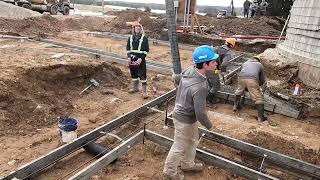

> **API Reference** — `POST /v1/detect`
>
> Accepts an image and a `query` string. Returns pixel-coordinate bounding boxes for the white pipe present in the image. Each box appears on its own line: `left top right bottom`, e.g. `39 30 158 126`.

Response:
277 14 290 46
183 0 188 32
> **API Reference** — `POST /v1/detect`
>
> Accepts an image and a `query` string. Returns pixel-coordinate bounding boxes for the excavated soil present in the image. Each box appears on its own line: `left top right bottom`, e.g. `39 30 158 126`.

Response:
0 38 175 176
1 12 319 179
0 62 127 137
197 16 285 36
107 10 166 38
0 15 111 36
1 9 284 39
259 50 320 118
174 33 276 53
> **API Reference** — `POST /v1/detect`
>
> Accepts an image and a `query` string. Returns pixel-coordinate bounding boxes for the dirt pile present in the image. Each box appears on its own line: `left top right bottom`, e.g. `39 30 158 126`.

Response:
107 10 166 37
260 49 320 117
0 62 128 137
0 1 41 19
198 16 285 36
0 15 110 36
175 33 276 53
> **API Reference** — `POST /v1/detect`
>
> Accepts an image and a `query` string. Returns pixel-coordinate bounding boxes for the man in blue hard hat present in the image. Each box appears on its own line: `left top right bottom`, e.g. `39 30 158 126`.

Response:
163 45 219 180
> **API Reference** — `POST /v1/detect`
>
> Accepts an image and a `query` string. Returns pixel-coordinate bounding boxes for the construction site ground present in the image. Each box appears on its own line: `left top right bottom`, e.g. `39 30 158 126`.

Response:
0 10 320 179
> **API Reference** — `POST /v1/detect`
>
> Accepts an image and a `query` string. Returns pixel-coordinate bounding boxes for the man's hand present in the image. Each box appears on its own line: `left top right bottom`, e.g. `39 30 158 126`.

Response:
260 82 267 92
214 69 221 74
136 58 142 65
127 57 131 66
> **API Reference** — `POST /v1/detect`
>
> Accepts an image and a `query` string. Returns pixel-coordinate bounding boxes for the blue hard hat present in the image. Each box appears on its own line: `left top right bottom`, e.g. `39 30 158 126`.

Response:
193 45 219 64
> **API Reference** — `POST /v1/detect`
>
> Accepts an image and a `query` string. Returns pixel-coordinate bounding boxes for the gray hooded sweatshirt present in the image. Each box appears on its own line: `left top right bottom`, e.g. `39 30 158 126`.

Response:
172 67 212 130
238 58 266 86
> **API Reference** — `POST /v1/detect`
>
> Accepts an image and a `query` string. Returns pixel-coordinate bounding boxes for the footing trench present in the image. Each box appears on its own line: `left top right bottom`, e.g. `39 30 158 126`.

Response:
3 89 319 180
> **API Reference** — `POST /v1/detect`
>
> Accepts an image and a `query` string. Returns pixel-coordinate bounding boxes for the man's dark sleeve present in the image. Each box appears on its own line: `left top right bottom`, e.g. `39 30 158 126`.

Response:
220 53 232 72
127 37 131 58
259 64 266 86
144 36 149 53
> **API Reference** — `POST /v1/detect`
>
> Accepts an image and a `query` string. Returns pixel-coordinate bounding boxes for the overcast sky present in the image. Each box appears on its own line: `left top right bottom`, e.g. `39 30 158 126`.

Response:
111 0 245 7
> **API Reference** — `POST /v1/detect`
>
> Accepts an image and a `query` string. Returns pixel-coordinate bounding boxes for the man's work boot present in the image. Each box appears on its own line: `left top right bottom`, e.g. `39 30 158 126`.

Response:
256 104 267 122
141 83 149 99
181 163 204 172
128 80 139 93
163 172 184 180
233 95 241 111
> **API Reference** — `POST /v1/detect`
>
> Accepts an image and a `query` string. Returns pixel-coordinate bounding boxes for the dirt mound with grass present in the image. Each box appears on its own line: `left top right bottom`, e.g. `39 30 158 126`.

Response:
0 63 128 137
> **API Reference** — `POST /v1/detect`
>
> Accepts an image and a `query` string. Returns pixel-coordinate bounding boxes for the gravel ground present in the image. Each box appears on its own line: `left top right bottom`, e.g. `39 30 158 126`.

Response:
0 1 41 19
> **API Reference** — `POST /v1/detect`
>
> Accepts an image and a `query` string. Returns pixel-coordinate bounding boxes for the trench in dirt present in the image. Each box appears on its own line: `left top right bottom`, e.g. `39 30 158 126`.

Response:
0 62 128 137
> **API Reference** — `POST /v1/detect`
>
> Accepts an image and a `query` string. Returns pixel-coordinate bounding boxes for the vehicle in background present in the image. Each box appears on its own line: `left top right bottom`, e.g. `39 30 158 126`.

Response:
1 0 73 15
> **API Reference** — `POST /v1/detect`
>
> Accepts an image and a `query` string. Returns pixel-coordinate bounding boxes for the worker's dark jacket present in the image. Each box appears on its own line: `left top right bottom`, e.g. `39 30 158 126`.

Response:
238 58 266 86
206 45 232 95
214 45 232 72
243 0 251 10
126 33 149 81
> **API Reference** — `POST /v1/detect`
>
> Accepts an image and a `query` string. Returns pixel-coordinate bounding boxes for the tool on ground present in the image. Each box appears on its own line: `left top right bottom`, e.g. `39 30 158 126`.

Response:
79 79 99 95
147 106 165 113
199 133 206 143
259 154 268 172
100 131 123 141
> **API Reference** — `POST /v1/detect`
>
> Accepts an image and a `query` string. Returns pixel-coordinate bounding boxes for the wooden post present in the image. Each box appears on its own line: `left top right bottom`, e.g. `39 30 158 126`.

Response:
101 0 104 15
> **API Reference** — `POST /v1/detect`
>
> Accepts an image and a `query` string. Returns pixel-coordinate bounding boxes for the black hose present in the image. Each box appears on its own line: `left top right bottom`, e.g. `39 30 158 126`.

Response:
83 142 117 163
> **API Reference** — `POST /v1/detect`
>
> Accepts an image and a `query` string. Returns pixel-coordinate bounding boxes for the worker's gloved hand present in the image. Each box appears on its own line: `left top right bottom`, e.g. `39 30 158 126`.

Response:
260 83 267 92
136 58 142 65
214 70 221 75
127 57 131 66
172 73 181 87
207 91 216 104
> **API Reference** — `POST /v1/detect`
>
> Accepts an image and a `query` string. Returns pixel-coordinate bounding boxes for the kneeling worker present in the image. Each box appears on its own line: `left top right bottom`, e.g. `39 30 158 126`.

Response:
163 45 219 180
233 56 267 122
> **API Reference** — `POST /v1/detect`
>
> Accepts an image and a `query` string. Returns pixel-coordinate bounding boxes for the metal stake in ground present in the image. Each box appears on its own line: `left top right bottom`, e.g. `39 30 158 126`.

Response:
79 79 99 95
259 154 268 172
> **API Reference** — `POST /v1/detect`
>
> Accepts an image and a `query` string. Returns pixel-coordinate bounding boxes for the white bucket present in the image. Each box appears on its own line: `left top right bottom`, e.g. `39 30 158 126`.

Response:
58 117 79 143
59 130 78 143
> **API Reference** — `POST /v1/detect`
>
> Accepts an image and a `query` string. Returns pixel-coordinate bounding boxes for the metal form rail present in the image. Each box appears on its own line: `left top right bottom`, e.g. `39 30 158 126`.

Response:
216 86 301 119
46 128 280 180
4 89 316 180
69 131 145 180
67 129 279 180
165 117 320 179
144 130 279 180
3 89 176 180
4 88 280 180
87 31 197 50
31 38 173 75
